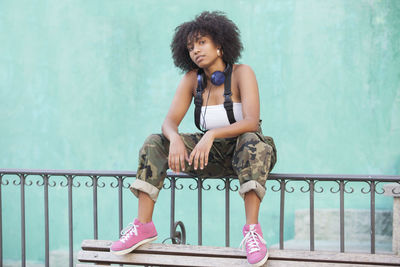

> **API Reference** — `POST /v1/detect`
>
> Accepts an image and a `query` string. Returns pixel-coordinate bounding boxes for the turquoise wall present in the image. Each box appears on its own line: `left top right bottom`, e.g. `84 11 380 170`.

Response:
1 0 400 264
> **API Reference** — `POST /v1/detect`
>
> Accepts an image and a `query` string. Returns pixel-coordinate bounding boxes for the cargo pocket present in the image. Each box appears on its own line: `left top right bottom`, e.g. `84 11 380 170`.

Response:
254 130 277 171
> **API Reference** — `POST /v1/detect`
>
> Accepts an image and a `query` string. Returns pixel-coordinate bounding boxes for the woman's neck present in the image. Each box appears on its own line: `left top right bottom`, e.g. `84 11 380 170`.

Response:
203 60 226 79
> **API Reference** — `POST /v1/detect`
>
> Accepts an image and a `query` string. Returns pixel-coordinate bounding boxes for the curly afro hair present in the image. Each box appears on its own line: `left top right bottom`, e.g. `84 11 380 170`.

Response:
171 11 243 72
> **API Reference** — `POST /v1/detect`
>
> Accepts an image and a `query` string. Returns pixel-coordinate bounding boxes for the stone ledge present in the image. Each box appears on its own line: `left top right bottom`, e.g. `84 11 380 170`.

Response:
271 239 392 254
383 183 400 197
294 209 392 241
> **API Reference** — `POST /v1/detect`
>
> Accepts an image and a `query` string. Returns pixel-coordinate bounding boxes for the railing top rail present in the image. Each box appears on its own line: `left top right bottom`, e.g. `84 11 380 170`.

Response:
270 173 400 182
0 168 137 177
1 168 399 182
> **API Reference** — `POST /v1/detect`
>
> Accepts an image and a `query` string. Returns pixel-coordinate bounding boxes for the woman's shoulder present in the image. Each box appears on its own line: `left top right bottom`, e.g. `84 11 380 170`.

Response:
178 69 198 95
232 64 256 79
185 69 198 76
178 69 198 84
181 69 198 84
233 63 253 72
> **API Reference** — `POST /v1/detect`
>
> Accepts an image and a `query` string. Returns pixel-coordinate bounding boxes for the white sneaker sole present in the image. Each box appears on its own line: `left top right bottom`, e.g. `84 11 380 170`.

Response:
252 251 269 267
110 235 158 255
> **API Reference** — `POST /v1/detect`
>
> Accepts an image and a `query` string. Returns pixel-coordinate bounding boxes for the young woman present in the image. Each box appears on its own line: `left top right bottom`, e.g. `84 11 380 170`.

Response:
111 11 277 267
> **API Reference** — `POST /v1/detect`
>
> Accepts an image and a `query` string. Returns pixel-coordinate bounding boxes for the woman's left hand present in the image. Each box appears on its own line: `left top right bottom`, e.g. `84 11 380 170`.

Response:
189 131 215 170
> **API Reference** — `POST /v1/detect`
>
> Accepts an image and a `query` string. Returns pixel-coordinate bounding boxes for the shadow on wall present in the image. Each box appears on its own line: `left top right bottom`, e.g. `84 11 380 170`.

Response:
271 209 392 253
4 250 78 267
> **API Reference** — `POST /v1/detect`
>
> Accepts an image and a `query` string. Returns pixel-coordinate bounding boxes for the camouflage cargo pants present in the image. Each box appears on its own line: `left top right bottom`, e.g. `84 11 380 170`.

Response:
130 125 277 202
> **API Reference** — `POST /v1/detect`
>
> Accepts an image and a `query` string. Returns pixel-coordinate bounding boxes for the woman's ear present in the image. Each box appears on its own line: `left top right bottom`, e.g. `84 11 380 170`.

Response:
217 47 223 57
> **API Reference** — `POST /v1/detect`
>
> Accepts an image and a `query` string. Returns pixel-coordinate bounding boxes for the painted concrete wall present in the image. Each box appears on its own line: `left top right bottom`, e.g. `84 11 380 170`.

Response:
1 0 399 264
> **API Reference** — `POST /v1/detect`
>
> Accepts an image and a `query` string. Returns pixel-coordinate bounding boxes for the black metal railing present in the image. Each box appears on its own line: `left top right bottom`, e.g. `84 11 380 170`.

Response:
0 169 399 267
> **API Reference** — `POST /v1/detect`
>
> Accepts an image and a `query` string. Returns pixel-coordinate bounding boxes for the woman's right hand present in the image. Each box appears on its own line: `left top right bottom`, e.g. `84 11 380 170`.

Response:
168 135 189 173
162 71 196 173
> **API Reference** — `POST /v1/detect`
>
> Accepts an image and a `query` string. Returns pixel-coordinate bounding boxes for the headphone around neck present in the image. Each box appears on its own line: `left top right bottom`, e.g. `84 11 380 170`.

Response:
194 63 234 132
197 63 231 90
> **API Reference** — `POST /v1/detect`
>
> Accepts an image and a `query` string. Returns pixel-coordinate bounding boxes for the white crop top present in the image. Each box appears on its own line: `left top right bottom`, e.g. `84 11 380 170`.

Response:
199 102 243 131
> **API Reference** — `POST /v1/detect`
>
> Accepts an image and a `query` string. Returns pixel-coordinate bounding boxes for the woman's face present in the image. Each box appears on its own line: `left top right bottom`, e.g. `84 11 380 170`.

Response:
187 34 220 68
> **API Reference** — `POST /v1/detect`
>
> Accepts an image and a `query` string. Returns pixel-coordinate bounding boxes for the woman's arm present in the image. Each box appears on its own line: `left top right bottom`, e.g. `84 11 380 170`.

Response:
209 64 260 138
162 70 196 173
189 64 260 170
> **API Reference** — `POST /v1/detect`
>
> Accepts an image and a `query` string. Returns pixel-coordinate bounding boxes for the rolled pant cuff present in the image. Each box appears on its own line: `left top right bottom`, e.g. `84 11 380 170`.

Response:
239 180 266 201
130 179 160 202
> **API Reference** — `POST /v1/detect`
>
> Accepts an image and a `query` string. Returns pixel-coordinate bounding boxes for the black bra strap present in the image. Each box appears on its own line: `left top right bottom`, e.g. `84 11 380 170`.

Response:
223 64 236 124
194 69 204 132
194 92 203 132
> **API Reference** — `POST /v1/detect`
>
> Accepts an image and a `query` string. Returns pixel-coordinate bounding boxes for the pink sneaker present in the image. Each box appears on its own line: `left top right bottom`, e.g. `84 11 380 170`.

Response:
240 223 268 267
110 218 158 255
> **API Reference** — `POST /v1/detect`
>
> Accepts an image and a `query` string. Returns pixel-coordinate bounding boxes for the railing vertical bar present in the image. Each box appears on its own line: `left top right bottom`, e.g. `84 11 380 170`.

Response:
198 178 202 245
170 177 176 243
67 175 73 267
310 180 315 251
0 174 3 267
279 179 285 250
340 180 345 253
43 175 49 267
370 181 376 254
93 176 98 240
225 178 230 247
117 176 124 267
20 174 26 267
118 176 123 234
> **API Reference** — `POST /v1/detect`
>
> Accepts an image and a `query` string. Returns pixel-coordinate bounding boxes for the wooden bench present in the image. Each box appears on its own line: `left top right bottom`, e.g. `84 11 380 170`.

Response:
77 239 400 266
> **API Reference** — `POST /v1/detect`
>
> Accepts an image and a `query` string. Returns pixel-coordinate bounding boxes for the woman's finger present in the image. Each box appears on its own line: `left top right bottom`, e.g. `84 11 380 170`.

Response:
175 155 181 173
185 149 190 162
199 151 204 170
169 154 176 172
204 151 209 167
193 151 200 170
189 149 195 166
180 153 186 172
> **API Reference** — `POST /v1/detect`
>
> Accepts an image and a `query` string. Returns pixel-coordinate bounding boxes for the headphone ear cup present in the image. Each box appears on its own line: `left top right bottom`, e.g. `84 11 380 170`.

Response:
197 74 203 89
197 73 208 89
210 71 225 86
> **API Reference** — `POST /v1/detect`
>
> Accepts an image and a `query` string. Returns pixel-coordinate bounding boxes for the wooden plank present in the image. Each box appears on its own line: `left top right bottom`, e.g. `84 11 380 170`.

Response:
80 240 400 266
78 250 248 266
268 249 400 265
81 240 246 258
74 260 399 267
266 260 397 267
81 240 112 251
77 259 398 267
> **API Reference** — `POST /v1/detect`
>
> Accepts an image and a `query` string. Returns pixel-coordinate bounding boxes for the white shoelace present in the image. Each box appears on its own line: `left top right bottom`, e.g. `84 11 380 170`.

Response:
119 222 139 243
239 226 266 254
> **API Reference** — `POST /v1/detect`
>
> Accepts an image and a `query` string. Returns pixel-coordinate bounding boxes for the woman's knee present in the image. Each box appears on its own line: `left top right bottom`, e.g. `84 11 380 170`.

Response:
136 134 169 198
234 132 273 164
143 134 166 147
232 132 273 188
139 134 168 156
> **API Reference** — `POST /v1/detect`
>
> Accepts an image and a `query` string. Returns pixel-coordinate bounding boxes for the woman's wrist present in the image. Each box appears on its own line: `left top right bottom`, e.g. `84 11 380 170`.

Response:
206 129 216 140
169 132 181 143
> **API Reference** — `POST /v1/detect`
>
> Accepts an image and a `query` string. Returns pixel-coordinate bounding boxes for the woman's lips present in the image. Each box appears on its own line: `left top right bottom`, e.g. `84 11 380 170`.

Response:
196 55 205 63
